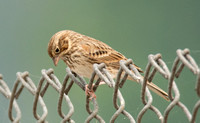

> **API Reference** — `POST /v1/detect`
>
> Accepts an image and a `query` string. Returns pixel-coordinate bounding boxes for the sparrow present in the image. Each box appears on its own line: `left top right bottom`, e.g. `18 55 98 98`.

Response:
48 30 169 101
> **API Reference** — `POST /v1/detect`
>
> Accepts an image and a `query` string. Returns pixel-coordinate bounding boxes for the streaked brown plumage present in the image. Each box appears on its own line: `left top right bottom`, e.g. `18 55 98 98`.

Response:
48 30 169 101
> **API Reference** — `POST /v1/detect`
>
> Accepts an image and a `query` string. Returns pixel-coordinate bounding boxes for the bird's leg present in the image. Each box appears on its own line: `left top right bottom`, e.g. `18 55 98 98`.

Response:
85 80 107 100
85 84 96 100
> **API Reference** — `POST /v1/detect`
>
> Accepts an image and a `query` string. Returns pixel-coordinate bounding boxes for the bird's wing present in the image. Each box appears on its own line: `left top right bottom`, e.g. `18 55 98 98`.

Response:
80 40 143 72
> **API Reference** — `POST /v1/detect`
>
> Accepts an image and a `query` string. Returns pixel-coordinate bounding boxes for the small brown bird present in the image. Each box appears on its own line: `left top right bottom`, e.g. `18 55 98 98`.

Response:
48 30 169 101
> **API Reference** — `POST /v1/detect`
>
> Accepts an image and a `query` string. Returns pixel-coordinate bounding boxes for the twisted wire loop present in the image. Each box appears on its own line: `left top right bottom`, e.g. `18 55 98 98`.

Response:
84 63 107 123
60 68 87 123
137 54 164 123
91 63 135 123
10 72 48 123
117 59 162 123
35 68 75 123
143 50 191 123
173 49 200 123
0 74 21 123
157 48 199 123
112 62 136 123
61 66 104 123
0 48 200 123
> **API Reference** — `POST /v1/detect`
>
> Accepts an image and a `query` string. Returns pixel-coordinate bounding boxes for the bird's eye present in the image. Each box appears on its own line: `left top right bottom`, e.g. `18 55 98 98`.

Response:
55 47 60 53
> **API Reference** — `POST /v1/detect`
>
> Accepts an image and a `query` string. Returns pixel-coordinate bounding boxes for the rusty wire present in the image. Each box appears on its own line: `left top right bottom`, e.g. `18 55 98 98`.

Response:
0 48 199 123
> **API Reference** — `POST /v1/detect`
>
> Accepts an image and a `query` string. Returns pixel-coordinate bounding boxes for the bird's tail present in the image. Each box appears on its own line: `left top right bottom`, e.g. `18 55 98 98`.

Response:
128 76 169 101
147 81 169 101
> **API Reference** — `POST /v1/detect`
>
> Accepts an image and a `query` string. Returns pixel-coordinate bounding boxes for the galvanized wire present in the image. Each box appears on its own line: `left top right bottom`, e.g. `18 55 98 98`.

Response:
0 48 199 123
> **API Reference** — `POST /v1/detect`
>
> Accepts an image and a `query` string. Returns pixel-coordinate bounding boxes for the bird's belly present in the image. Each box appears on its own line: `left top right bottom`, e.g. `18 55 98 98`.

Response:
70 63 94 79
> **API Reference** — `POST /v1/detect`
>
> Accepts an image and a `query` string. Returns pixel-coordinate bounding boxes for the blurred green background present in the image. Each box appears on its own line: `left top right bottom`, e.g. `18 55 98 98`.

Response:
0 0 200 123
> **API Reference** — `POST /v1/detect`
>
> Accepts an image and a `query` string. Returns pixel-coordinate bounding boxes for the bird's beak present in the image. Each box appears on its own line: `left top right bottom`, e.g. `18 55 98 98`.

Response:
53 56 60 66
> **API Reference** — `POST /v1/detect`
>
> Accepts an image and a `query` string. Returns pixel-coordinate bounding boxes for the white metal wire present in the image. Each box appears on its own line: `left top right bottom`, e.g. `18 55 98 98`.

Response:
0 48 199 123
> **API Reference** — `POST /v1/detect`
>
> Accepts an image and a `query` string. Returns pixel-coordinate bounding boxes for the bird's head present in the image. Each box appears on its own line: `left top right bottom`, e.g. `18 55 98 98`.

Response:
48 30 72 66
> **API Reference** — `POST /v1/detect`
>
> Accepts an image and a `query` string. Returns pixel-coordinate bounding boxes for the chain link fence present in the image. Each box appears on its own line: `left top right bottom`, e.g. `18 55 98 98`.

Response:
0 48 199 123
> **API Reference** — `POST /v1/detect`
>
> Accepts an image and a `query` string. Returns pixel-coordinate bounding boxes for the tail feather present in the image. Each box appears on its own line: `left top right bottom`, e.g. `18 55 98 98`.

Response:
128 76 169 101
147 82 169 101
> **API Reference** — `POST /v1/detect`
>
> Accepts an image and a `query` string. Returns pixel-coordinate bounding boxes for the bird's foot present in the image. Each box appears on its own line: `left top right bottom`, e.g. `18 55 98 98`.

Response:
85 84 96 100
